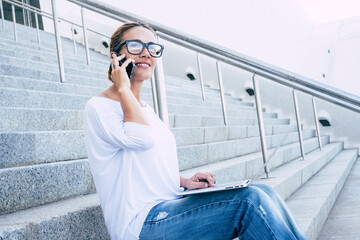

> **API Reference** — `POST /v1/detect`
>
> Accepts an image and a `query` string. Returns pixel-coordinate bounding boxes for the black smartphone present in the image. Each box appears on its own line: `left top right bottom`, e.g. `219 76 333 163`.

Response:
109 54 135 81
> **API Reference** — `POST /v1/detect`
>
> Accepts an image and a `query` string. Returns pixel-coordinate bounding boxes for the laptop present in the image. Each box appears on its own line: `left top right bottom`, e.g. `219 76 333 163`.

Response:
178 133 288 196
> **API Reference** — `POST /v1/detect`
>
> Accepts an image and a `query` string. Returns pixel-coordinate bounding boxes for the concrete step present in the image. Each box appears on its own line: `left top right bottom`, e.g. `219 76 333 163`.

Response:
0 27 86 53
0 125 299 169
178 130 317 170
318 157 360 240
181 135 332 184
0 107 84 132
0 35 247 103
0 130 85 169
0 42 107 74
284 149 358 240
0 69 246 106
0 87 262 115
0 159 95 215
169 114 290 128
173 124 298 147
0 193 110 240
0 107 286 132
0 130 317 214
0 35 108 67
0 79 254 112
0 50 106 80
0 25 108 62
0 35 234 101
0 138 340 240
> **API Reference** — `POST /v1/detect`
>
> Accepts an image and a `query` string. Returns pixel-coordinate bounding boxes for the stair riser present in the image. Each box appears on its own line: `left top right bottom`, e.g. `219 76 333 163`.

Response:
0 159 95 214
0 34 108 63
178 130 316 170
285 149 358 240
0 64 111 88
0 131 86 169
0 107 287 132
0 134 324 215
0 203 109 240
0 43 107 70
0 108 84 132
182 136 331 185
0 74 247 108
0 88 265 117
0 85 254 115
0 54 106 79
0 126 299 169
170 114 289 128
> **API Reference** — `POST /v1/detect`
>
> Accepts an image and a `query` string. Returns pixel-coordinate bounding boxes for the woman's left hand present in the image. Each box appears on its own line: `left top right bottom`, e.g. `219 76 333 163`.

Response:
181 172 216 190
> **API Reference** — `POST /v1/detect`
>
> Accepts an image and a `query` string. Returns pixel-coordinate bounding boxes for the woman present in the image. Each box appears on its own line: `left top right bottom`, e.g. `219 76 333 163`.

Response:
84 22 306 240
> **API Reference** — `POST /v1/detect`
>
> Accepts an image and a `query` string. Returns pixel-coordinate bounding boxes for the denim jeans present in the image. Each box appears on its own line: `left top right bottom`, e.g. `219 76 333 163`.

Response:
139 184 306 240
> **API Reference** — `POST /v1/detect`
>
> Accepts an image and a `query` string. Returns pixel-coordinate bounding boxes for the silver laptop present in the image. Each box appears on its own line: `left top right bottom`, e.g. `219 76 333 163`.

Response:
178 133 288 196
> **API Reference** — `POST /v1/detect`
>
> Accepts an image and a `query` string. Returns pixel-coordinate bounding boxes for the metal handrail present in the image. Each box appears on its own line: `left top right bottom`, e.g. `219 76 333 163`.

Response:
2 0 109 40
2 1 359 111
66 0 360 114
69 0 360 169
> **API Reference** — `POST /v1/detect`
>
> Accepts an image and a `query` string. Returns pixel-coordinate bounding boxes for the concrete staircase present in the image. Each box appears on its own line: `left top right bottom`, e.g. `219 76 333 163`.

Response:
0 20 358 240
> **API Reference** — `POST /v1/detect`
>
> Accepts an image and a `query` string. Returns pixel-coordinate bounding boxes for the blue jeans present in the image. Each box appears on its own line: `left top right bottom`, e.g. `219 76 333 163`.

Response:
139 184 306 240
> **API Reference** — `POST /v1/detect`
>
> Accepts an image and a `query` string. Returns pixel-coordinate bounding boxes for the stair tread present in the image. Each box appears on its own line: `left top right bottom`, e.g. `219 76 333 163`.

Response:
284 149 358 239
317 156 360 240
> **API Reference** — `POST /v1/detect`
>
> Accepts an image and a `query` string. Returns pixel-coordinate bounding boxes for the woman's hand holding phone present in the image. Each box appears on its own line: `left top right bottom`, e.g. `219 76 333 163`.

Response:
110 53 135 91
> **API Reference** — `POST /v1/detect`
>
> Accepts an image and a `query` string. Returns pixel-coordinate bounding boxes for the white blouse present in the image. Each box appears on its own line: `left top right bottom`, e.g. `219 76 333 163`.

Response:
84 96 182 239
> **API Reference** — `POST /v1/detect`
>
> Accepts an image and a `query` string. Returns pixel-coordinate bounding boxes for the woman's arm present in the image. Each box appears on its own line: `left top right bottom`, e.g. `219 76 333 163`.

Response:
111 53 148 125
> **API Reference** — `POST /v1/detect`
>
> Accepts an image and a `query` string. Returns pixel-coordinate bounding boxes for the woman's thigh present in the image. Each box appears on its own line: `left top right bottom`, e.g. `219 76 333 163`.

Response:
139 185 303 240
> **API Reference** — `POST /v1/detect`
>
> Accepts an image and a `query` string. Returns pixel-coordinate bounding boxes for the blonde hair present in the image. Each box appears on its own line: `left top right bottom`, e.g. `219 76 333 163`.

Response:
107 22 156 81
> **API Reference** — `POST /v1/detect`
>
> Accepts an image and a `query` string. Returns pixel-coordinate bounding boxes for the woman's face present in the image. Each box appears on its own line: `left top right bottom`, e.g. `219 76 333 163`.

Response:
118 27 158 81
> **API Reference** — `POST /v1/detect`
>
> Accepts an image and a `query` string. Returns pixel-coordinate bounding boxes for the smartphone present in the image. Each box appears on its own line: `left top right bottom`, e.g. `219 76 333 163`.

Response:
109 54 135 81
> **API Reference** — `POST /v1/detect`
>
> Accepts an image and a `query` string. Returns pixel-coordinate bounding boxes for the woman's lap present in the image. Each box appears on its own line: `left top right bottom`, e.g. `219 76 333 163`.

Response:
139 184 306 240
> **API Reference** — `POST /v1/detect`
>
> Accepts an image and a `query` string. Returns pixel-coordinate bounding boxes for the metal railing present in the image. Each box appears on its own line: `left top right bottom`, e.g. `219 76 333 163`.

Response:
2 0 360 177
1 0 112 82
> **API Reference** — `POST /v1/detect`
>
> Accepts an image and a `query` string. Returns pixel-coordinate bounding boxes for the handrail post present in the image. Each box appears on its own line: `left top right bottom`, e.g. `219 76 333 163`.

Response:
71 23 77 55
312 96 322 150
35 12 40 44
11 4 17 41
22 0 26 26
252 73 270 177
154 34 169 126
51 0 66 83
293 90 305 160
0 0 5 29
150 74 159 115
81 7 90 65
216 61 228 125
196 53 206 101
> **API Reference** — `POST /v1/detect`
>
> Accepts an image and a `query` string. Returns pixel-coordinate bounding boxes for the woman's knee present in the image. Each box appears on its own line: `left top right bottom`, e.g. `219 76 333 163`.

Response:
252 183 280 200
238 185 269 206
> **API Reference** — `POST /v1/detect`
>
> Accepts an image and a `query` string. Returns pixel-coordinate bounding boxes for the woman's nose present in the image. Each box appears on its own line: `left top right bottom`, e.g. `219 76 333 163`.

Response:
139 47 151 58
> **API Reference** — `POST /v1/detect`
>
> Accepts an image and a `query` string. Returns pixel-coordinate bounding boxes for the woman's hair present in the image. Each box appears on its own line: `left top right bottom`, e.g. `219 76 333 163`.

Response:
107 22 156 81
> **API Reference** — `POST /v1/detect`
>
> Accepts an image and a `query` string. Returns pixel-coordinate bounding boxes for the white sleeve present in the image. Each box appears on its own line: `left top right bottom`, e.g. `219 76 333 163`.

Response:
84 100 154 151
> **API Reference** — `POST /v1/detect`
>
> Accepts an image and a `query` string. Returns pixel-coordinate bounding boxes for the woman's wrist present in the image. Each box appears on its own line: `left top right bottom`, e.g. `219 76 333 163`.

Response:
180 176 189 189
117 85 131 94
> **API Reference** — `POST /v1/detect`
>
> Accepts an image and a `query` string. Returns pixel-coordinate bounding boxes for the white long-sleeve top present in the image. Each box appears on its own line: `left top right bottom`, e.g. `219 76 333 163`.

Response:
84 96 182 240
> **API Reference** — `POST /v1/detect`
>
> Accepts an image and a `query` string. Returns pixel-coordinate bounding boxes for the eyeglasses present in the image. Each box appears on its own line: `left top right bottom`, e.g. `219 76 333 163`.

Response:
114 40 164 58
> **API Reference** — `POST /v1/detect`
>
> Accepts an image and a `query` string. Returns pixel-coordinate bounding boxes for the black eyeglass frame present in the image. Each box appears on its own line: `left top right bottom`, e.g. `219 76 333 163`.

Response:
114 40 164 58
